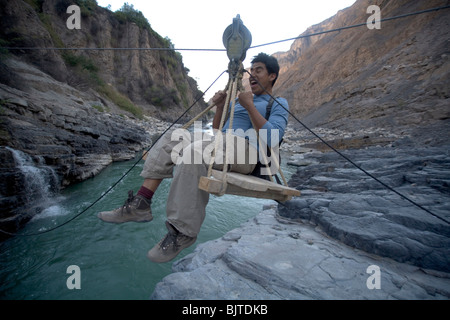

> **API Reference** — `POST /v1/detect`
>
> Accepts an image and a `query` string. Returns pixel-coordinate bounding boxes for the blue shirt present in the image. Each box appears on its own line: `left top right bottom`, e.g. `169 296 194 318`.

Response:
222 94 289 148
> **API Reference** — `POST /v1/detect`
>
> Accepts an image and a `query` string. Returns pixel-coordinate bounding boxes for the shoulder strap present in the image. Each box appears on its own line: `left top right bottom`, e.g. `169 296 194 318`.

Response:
265 97 284 145
226 97 278 123
264 97 278 120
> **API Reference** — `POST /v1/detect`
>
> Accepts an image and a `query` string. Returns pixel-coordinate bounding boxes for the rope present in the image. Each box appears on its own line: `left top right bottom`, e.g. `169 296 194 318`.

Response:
207 77 232 178
2 4 449 236
244 70 450 225
0 70 227 237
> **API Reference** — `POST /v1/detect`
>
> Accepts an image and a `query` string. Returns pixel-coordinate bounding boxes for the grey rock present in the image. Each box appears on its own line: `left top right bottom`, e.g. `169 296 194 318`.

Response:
281 146 450 273
0 59 153 234
151 145 450 299
151 208 450 300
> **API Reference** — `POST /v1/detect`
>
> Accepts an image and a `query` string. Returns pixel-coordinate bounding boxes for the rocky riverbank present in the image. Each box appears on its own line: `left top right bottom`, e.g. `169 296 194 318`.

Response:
0 58 154 235
151 142 450 300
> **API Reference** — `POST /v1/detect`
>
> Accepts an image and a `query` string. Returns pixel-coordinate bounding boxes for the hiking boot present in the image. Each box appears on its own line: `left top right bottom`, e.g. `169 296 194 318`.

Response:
97 190 153 223
147 221 197 263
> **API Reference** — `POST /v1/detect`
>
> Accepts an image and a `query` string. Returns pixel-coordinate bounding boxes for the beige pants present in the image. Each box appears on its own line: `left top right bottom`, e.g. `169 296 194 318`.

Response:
140 129 256 237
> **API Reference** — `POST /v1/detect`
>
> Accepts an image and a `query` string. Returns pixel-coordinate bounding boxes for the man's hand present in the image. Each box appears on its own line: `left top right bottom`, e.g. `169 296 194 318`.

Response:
238 91 267 130
238 91 254 111
212 90 227 130
212 90 227 109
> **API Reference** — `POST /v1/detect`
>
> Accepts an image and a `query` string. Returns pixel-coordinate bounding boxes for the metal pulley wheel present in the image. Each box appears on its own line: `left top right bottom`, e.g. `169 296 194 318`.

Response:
222 14 252 63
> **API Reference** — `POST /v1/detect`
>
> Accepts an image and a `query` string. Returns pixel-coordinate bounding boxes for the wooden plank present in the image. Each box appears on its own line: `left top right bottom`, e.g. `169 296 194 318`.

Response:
198 170 301 201
199 176 292 201
198 176 224 195
211 170 300 196
224 183 291 201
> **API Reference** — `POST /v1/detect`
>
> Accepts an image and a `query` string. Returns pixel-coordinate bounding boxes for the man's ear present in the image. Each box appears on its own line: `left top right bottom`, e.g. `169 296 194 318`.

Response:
269 73 277 81
268 73 277 84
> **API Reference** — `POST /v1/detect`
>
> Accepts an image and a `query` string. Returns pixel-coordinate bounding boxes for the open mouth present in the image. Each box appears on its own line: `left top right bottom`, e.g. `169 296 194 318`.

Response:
250 79 258 88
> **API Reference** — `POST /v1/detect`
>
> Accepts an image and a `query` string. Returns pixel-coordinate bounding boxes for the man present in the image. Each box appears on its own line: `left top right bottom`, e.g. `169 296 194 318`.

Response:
97 53 289 263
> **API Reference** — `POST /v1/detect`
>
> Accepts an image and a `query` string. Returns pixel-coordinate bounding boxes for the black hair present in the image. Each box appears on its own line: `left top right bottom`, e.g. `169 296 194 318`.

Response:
251 53 280 86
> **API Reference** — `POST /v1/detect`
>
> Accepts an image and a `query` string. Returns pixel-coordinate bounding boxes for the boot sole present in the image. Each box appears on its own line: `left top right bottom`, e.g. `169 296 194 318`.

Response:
97 212 153 224
147 237 196 263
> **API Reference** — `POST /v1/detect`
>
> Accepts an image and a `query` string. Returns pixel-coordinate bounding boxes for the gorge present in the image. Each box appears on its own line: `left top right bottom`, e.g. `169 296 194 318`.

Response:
0 0 449 300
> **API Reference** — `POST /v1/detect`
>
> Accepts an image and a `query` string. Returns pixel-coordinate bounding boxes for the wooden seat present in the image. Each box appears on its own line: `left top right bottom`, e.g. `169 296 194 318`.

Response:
199 169 300 202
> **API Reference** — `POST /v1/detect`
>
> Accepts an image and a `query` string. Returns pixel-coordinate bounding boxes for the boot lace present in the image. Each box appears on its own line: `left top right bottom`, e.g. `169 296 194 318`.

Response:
160 231 179 251
120 190 135 214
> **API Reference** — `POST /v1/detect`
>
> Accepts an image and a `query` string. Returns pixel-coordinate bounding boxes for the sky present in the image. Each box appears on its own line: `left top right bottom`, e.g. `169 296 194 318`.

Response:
96 0 356 99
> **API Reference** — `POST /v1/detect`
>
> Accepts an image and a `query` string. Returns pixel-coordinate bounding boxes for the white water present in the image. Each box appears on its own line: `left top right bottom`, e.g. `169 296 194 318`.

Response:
0 151 297 299
6 147 60 208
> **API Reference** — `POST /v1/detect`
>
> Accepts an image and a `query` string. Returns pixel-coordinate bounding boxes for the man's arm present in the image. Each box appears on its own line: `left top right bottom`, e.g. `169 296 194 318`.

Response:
212 91 227 130
238 91 267 130
240 92 289 147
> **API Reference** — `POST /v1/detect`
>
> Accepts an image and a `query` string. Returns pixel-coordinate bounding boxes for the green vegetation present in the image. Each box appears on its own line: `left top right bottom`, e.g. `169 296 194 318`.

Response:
59 50 143 119
62 52 98 72
23 0 44 12
97 84 143 119
113 3 151 30
112 2 190 108
91 104 105 112
54 0 97 16
75 0 98 17
38 13 65 48
19 0 189 117
144 85 180 109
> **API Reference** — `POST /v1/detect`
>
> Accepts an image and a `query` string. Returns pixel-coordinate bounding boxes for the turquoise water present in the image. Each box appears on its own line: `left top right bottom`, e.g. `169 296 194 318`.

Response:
0 154 296 300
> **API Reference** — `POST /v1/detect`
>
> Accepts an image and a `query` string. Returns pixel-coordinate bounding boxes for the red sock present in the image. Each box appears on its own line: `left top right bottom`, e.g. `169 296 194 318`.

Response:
137 186 154 201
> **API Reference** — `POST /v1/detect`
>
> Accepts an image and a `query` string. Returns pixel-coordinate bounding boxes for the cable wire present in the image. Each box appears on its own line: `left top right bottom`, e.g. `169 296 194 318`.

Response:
2 4 449 235
244 70 450 225
2 47 226 51
250 5 450 49
2 5 449 52
0 70 227 237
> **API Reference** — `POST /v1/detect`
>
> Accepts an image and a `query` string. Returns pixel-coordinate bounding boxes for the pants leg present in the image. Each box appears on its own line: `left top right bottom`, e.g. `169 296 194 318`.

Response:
166 134 257 237
140 128 190 180
166 162 210 237
141 129 257 237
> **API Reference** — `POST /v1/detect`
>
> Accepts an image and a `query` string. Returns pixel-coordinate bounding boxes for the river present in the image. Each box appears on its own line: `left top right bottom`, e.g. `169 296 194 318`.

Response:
0 152 296 300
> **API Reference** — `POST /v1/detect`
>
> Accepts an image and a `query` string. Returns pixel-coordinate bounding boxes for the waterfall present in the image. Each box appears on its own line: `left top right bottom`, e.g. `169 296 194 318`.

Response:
6 147 60 215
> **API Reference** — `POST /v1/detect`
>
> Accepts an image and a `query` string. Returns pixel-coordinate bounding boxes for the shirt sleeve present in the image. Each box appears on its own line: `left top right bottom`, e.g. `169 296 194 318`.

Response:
260 97 289 148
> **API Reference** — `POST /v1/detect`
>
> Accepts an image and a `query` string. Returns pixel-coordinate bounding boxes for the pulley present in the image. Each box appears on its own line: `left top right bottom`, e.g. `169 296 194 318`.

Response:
222 14 252 65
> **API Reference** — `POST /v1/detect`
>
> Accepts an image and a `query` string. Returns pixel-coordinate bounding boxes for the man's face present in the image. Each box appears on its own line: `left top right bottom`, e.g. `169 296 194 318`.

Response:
249 62 276 95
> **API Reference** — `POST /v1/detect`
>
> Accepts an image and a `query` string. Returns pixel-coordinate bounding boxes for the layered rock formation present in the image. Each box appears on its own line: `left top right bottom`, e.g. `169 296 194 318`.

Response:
151 0 450 299
0 57 153 235
0 0 206 120
151 144 450 300
273 0 449 145
0 0 206 234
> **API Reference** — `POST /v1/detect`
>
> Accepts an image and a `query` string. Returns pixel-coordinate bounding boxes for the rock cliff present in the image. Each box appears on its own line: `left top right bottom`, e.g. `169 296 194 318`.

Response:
0 0 206 235
273 0 449 146
0 0 206 120
151 0 450 299
151 145 450 300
